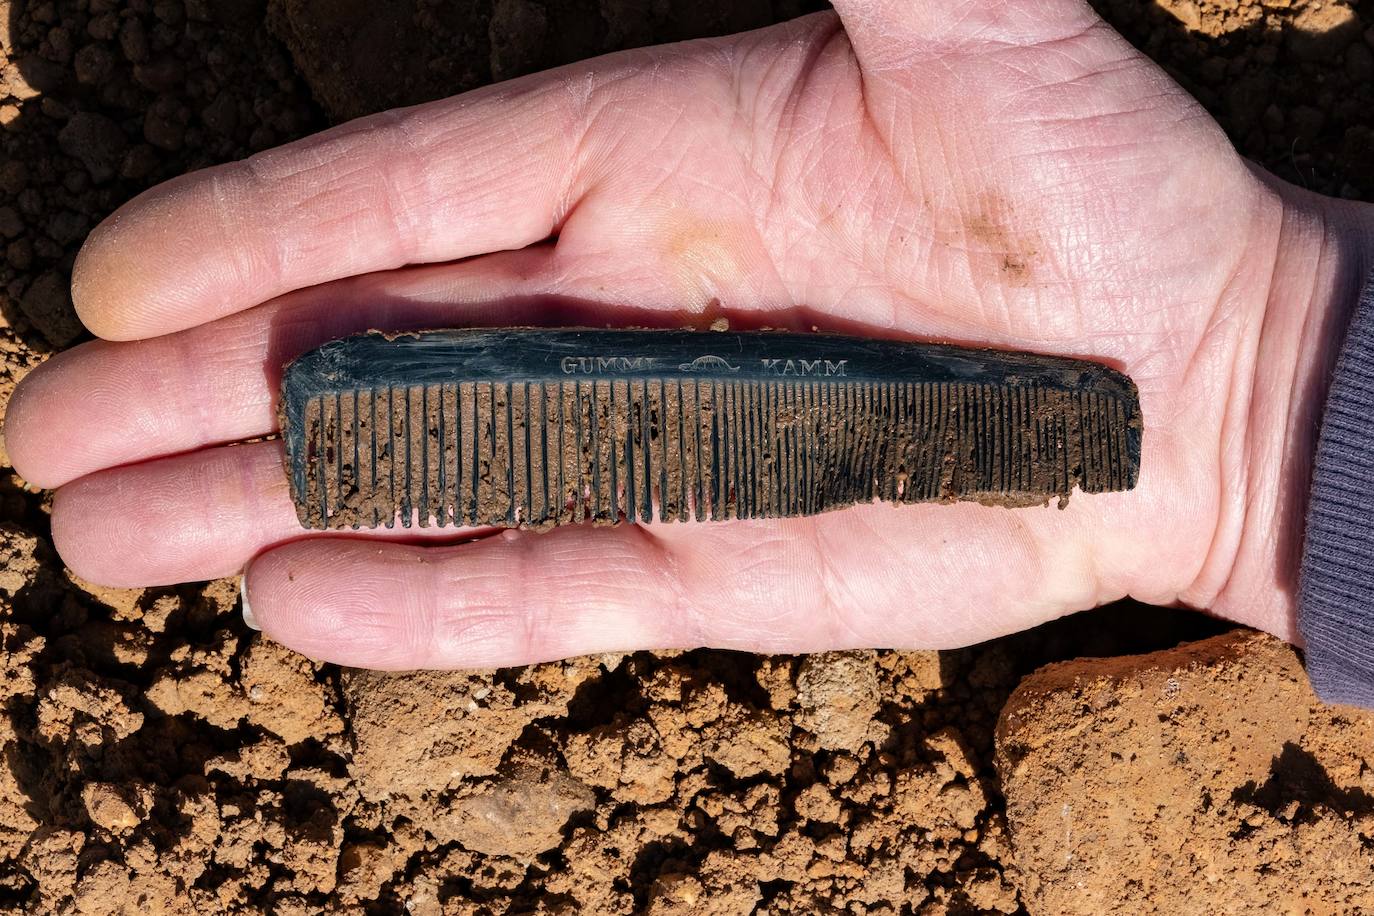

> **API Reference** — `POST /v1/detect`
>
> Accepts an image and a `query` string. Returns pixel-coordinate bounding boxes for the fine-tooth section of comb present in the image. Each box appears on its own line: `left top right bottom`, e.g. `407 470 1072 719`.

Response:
281 329 1142 530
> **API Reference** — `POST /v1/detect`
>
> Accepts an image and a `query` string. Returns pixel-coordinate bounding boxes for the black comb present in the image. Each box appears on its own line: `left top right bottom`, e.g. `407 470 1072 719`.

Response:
280 329 1141 530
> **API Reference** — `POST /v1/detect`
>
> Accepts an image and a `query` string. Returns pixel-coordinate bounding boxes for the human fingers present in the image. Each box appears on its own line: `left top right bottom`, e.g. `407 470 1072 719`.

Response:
49 440 491 588
830 0 1102 69
72 11 865 344
6 243 786 490
8 250 556 489
72 67 595 341
243 502 1118 669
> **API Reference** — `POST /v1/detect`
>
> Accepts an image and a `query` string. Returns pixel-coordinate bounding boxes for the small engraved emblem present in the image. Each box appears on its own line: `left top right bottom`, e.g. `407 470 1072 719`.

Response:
679 355 741 373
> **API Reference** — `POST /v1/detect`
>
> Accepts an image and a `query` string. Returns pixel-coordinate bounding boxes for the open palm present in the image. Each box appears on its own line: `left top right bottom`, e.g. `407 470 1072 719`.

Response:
7 0 1366 668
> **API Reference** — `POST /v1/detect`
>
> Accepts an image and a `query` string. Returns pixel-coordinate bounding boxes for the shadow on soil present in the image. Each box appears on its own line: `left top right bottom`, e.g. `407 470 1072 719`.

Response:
1233 741 1374 820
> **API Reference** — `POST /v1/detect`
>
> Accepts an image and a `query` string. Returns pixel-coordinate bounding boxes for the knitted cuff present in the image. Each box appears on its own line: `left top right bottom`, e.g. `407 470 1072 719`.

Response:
1299 269 1374 706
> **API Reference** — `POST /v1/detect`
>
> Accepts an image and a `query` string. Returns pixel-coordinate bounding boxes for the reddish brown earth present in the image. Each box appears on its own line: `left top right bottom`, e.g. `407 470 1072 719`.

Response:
1 0 1373 913
998 629 1374 914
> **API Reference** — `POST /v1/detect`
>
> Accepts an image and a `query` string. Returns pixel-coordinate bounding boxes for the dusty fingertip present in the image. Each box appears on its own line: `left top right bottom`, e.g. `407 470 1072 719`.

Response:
70 256 119 341
240 572 261 631
70 213 143 342
70 254 110 341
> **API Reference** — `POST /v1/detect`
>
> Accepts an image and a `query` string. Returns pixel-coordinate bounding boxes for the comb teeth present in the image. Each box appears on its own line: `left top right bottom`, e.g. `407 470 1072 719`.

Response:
286 331 1141 532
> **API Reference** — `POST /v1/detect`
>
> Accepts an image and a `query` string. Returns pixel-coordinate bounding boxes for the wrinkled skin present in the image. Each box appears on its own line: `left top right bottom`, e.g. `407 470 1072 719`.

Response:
7 0 1373 668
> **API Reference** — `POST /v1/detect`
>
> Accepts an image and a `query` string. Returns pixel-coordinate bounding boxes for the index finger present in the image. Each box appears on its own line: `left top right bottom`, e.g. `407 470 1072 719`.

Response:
74 73 587 341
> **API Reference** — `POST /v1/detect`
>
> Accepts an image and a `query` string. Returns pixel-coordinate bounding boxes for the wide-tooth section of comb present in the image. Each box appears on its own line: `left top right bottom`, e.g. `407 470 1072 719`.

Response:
281 329 1142 530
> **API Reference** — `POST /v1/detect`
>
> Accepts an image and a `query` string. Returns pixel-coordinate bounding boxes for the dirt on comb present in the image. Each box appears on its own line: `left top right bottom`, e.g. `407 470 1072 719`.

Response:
281 329 1142 530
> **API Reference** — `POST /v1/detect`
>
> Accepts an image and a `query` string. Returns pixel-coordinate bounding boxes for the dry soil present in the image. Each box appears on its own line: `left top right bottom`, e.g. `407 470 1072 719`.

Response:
1 0 1373 914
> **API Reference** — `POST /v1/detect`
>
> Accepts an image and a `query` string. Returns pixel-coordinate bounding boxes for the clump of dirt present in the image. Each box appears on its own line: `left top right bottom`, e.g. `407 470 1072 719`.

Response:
2 0 1374 913
0 510 1233 914
794 650 889 752
996 629 1374 914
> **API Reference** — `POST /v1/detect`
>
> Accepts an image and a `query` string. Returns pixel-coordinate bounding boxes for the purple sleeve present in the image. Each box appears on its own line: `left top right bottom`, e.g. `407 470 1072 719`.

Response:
1300 271 1374 706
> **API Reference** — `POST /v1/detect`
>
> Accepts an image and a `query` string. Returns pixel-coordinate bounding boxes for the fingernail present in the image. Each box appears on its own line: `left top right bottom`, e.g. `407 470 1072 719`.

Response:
240 573 260 631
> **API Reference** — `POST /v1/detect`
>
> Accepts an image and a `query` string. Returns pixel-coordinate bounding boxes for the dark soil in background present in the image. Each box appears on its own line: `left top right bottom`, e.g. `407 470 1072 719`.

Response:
0 0 1372 913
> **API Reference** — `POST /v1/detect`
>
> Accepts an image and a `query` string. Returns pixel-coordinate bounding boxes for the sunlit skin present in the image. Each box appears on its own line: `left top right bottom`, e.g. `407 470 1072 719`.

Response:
6 0 1373 669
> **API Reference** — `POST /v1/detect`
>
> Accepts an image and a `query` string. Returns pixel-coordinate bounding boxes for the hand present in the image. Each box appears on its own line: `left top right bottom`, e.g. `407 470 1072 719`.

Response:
7 0 1372 669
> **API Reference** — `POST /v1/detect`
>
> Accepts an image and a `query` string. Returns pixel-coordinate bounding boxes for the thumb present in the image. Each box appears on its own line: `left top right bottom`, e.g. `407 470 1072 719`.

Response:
830 0 1103 70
